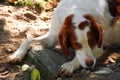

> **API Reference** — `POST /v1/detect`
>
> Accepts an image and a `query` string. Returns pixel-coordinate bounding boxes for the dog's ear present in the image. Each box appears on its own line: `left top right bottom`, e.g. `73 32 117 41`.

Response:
58 14 75 56
84 14 103 48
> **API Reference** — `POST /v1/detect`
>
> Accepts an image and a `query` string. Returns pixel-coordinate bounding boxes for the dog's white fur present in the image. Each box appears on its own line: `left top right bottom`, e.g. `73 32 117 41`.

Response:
9 0 120 77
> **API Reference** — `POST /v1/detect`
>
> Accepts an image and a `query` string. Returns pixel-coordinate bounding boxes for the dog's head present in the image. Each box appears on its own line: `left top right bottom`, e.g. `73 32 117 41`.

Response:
58 14 103 68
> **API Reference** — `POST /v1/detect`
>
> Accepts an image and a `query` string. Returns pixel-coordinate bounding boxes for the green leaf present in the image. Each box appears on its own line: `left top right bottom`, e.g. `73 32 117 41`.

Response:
94 67 114 75
31 68 41 80
94 70 110 74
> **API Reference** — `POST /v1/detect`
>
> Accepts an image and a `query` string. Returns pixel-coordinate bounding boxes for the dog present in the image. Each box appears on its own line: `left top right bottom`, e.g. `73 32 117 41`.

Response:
8 0 120 77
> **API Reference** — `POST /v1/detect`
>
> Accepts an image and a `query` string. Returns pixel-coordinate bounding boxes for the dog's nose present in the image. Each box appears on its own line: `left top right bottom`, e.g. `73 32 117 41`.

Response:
85 57 94 67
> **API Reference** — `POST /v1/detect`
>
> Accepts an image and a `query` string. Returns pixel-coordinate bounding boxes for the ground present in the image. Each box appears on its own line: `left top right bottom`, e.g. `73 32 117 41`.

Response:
0 2 120 80
0 3 51 80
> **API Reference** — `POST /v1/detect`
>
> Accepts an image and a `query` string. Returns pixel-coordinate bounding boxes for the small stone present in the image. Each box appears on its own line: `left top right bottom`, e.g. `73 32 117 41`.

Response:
0 18 6 31
22 64 30 71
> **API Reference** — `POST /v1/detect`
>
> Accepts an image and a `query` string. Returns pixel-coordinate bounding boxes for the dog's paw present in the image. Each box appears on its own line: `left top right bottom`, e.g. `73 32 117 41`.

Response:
7 53 22 63
58 62 76 77
8 57 21 63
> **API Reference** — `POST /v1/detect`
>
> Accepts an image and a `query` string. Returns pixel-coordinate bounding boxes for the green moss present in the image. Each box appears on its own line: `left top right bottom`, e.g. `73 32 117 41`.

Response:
14 0 47 7
14 0 33 6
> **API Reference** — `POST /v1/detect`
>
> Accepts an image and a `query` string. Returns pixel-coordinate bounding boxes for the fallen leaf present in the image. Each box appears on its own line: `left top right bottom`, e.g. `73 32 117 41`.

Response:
94 70 109 74
94 67 113 74
31 68 41 80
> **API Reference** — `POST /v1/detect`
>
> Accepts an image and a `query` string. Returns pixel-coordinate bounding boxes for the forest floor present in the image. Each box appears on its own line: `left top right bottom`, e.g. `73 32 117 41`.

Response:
0 3 53 80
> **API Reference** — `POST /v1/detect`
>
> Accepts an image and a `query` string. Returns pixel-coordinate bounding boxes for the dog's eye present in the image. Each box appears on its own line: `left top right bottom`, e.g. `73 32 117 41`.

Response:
88 38 96 49
73 42 82 50
89 39 94 42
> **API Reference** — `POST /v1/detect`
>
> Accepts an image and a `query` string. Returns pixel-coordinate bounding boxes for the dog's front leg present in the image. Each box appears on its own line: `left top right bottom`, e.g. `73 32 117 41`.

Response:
8 33 57 63
8 34 48 63
59 57 80 77
8 38 33 63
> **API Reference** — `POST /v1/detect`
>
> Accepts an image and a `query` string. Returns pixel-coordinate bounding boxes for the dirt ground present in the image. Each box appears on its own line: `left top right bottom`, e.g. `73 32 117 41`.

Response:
0 3 52 80
0 2 120 80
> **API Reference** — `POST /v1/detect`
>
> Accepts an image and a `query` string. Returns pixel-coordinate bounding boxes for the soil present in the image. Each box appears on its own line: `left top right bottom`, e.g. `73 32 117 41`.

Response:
0 3 51 80
0 2 120 80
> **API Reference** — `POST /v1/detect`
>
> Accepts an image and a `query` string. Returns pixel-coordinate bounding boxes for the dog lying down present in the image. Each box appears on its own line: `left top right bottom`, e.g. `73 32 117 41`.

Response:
8 0 120 77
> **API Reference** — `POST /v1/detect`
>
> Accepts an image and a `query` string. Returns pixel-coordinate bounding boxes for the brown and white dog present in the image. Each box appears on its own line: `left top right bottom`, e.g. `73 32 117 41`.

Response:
8 0 120 77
